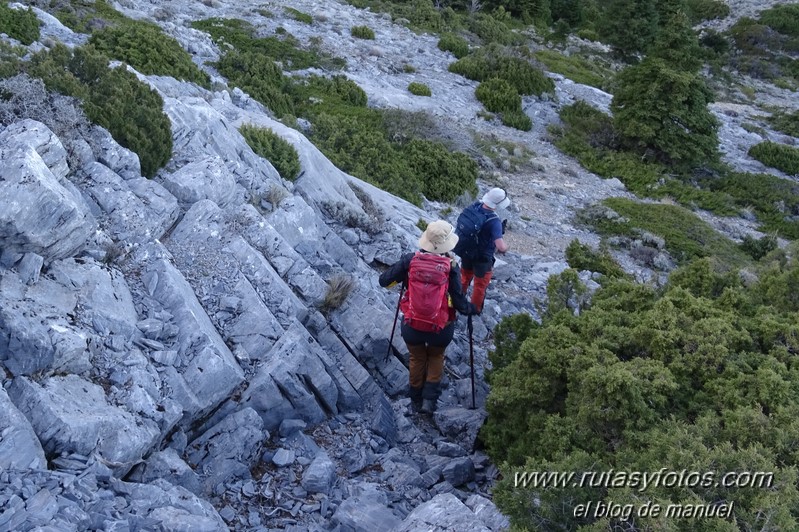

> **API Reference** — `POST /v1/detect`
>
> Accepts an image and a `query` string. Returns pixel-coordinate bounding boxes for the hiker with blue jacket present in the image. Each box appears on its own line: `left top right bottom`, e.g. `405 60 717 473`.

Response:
453 188 510 313
379 220 479 414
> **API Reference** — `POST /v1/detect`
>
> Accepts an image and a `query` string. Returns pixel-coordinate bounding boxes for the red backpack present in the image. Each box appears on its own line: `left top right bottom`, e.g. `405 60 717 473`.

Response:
401 252 454 332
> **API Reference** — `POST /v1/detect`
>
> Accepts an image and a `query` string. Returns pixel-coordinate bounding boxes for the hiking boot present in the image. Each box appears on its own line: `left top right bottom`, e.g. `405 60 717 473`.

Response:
420 399 437 414
410 399 423 413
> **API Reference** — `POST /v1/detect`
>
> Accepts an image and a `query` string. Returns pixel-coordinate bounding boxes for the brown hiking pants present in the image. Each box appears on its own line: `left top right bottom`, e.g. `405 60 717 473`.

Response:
406 343 447 400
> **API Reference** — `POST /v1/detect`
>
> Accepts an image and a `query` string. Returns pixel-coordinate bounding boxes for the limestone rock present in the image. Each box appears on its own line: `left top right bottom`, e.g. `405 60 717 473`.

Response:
0 143 94 262
8 375 160 477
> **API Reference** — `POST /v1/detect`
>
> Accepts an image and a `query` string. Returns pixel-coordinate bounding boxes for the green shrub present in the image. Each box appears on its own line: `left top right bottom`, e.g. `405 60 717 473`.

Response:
554 102 736 215
240 124 301 181
0 41 24 78
565 239 629 279
533 49 613 90
407 82 431 96
500 110 532 131
468 13 524 46
768 110 799 137
685 0 730 24
739 234 778 260
284 7 313 24
310 110 423 204
488 261 799 531
449 44 555 96
289 75 367 123
437 33 470 59
727 15 799 85
83 66 173 178
192 17 345 71
749 141 799 176
588 198 750 267
0 2 40 45
27 44 172 178
710 172 799 239
52 0 128 34
759 3 799 38
390 0 446 33
90 21 210 88
475 78 520 113
484 255 799 530
351 25 375 40
404 139 478 202
215 49 295 118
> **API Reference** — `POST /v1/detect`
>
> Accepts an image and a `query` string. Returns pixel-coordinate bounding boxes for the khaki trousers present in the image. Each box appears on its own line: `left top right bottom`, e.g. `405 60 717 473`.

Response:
406 343 447 400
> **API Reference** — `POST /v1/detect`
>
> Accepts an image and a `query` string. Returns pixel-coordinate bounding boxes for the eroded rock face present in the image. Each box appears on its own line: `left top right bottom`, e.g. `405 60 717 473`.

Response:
0 128 95 264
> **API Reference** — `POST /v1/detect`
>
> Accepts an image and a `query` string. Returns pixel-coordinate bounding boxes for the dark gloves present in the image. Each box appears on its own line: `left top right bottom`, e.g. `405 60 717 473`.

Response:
465 303 480 316
502 219 507 235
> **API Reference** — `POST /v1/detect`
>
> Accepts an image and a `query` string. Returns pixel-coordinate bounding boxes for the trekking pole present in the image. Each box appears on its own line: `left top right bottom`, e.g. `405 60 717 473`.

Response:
387 282 406 358
468 315 476 409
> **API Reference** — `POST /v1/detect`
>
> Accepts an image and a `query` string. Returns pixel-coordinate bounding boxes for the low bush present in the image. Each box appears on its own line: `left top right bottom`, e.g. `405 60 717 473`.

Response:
739 234 778 260
484 254 799 530
52 0 128 34
468 13 524 46
90 21 210 88
748 141 799 175
475 78 519 113
586 198 750 267
193 17 345 71
404 139 478 202
0 41 24 78
437 33 470 59
768 109 799 137
215 49 295 118
407 81 431 96
284 7 313 24
0 2 40 45
83 66 173 178
450 44 555 96
533 49 613 90
310 110 423 204
500 109 532 131
759 3 799 38
351 25 375 40
310 109 477 205
239 124 301 181
26 44 172 178
390 0 446 33
685 0 730 24
565 239 629 279
727 15 799 84
709 172 799 239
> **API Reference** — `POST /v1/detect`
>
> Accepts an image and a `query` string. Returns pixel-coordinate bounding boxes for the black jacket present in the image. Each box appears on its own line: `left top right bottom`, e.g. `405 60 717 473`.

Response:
379 251 475 316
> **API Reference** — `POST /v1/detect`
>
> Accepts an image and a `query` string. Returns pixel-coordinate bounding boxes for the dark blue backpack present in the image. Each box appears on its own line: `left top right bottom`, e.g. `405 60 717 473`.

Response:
453 202 497 260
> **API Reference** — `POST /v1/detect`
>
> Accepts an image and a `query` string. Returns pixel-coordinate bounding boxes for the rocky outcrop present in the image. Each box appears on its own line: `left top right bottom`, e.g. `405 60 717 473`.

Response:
0 107 513 528
0 124 95 264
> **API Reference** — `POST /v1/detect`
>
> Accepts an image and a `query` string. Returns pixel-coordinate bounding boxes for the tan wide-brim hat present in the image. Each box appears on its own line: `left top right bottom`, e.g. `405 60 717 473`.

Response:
419 220 459 254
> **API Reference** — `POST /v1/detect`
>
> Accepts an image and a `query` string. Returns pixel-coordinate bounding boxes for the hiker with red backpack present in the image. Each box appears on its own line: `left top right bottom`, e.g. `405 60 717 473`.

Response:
379 220 479 414
453 188 510 313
